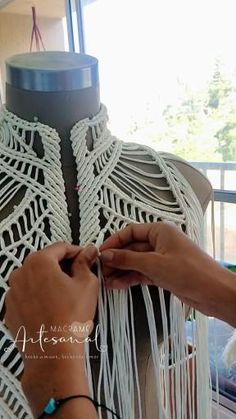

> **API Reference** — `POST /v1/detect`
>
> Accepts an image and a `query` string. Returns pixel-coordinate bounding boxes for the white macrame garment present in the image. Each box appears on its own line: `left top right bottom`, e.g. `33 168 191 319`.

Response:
0 104 212 419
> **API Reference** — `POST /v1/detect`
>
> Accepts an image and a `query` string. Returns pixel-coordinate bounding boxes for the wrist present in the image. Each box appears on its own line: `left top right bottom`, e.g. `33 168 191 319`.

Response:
22 350 89 417
187 255 236 325
22 339 85 372
214 268 236 327
200 262 236 327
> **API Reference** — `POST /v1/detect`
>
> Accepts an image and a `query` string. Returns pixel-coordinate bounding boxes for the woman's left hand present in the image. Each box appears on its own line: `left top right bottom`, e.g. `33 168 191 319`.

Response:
5 242 99 374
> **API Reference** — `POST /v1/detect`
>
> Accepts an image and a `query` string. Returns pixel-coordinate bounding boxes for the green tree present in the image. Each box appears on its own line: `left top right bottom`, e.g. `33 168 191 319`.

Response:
161 86 221 161
126 59 236 162
158 60 236 161
208 60 236 161
207 59 232 109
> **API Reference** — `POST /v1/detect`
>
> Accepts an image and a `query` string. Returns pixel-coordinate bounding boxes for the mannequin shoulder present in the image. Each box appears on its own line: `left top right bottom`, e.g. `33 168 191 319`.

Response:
119 142 212 213
160 152 212 213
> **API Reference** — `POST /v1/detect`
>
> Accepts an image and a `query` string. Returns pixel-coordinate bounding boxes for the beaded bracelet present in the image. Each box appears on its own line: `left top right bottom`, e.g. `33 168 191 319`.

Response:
38 394 121 418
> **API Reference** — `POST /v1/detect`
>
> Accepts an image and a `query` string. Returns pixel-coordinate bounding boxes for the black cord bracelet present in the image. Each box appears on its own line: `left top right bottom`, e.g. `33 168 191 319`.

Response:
38 394 121 418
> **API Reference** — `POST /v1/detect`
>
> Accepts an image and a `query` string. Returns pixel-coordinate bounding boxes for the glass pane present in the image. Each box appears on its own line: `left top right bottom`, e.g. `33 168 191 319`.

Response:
82 0 236 165
203 201 236 264
186 318 236 412
82 2 236 413
190 163 236 192
0 0 69 102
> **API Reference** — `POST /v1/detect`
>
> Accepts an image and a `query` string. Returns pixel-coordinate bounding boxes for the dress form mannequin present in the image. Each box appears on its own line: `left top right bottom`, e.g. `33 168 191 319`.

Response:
4 52 100 243
1 51 212 418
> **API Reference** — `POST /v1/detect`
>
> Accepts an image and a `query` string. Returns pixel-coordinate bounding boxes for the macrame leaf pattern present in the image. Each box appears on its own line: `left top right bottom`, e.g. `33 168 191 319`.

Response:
0 105 211 418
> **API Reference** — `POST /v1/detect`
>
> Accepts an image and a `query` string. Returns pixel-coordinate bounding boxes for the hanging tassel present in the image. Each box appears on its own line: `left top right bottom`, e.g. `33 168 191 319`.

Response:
30 6 46 52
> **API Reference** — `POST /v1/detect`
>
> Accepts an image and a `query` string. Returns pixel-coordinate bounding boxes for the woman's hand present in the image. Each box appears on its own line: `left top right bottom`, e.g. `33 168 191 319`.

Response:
5 242 99 361
100 222 236 326
100 222 208 291
4 242 99 418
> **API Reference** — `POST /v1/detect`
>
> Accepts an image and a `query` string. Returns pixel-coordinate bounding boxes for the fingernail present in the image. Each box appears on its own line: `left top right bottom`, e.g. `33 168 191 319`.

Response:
100 251 114 262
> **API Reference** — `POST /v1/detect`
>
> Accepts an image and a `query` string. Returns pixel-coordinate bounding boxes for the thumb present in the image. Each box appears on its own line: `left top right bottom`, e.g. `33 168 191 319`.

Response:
71 244 98 278
100 249 162 278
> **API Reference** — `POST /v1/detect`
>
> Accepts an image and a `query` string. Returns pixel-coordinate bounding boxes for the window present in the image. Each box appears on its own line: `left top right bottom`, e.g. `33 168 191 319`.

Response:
81 0 236 258
81 0 236 162
80 0 236 413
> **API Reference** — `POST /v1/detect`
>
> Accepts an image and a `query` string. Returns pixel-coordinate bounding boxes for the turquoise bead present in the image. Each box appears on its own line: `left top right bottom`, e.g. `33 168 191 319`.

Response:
44 398 57 414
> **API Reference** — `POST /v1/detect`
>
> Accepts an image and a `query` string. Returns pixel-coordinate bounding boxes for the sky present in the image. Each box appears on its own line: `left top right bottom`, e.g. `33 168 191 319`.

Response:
82 0 236 136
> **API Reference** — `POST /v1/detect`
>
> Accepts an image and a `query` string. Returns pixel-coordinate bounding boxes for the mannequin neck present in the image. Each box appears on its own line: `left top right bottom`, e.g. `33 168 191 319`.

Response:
5 83 100 165
4 82 101 244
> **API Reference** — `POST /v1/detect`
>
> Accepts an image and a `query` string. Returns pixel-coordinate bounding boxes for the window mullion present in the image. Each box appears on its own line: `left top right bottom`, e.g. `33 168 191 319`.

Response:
74 0 86 53
65 0 75 52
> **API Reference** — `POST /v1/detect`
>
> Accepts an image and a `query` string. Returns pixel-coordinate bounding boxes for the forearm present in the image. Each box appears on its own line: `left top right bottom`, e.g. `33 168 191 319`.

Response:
22 358 98 419
208 267 236 327
154 249 236 327
186 259 236 327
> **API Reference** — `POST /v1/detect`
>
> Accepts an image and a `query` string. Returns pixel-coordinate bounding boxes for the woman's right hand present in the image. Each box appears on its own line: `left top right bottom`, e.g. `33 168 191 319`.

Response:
100 222 236 324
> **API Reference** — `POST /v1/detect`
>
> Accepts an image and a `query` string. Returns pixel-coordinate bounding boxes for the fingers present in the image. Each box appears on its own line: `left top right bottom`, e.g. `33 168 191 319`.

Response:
42 242 82 261
24 242 82 267
100 223 155 251
71 244 98 279
100 242 152 282
19 242 98 285
100 248 160 277
105 271 153 289
125 242 152 252
8 269 18 288
106 277 138 289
